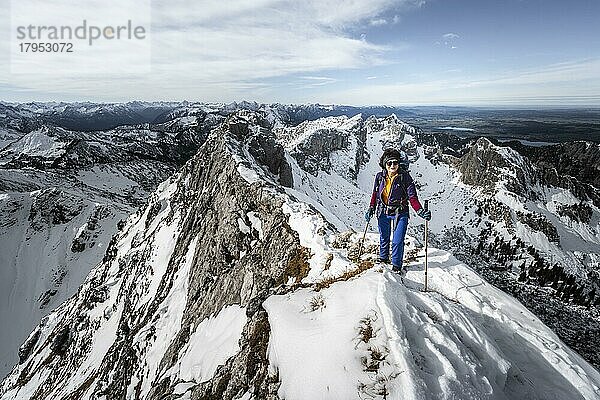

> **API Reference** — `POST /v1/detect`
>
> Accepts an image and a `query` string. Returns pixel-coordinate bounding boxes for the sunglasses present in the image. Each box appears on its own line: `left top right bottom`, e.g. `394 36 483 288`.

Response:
386 160 399 166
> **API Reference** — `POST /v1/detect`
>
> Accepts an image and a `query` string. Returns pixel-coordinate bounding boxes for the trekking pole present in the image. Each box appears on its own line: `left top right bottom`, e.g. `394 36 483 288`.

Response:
424 199 429 292
357 220 369 262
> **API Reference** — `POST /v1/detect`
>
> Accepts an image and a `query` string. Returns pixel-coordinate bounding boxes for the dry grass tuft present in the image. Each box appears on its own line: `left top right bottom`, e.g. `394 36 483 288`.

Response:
315 260 374 291
285 247 312 284
357 314 378 344
307 293 326 312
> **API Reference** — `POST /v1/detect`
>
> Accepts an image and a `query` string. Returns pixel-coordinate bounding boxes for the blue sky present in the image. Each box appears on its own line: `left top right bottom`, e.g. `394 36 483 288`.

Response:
1 0 599 105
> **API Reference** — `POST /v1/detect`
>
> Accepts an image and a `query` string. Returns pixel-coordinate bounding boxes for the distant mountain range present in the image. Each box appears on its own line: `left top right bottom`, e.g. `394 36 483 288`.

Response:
2 101 598 142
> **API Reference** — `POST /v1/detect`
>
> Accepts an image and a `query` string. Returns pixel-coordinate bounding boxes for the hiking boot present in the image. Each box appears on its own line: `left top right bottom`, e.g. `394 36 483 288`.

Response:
400 266 408 277
378 258 390 264
391 264 402 273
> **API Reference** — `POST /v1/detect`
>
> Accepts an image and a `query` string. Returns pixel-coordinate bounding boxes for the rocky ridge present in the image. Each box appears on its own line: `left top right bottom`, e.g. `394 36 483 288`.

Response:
0 112 318 399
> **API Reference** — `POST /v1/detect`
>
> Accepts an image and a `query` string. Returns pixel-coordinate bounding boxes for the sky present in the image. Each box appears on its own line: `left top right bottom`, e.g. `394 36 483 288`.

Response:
0 0 599 106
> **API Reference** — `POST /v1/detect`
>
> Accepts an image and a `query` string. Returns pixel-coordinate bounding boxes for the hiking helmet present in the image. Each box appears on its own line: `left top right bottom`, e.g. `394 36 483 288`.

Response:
379 148 409 170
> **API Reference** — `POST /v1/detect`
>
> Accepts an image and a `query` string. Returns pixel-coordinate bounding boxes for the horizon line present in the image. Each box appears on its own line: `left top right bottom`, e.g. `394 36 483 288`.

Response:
1 100 600 110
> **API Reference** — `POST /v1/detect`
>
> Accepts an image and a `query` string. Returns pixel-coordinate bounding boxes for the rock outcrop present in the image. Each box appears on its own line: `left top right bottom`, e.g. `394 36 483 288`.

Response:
459 137 537 199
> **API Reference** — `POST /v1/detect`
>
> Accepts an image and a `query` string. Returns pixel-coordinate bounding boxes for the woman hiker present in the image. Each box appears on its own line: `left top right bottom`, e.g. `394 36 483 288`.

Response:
365 148 431 274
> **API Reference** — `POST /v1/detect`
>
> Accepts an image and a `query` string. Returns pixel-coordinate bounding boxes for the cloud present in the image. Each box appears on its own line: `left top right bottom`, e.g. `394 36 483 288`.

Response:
442 33 459 40
2 0 421 101
463 59 600 87
438 32 460 49
298 76 338 88
370 18 388 26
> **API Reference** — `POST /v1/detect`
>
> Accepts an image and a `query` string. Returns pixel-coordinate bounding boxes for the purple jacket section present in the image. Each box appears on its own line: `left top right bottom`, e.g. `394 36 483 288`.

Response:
369 170 423 215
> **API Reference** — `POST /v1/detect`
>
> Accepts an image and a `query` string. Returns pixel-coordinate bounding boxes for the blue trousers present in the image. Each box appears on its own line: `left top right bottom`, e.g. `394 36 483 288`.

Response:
377 212 409 267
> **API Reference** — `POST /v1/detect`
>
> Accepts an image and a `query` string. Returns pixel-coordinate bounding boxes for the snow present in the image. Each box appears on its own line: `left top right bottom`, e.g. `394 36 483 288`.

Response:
0 370 51 400
278 116 351 150
2 109 599 399
177 116 197 126
496 138 557 147
235 392 252 400
54 303 124 399
490 140 526 171
265 277 381 399
281 199 338 281
263 114 600 399
2 128 67 159
495 190 527 213
177 305 247 383
436 126 475 132
237 164 262 184
0 190 125 380
74 222 89 238
285 154 356 231
135 236 198 397
265 239 600 400
247 211 263 239
173 382 195 395
548 190 581 207
238 217 251 234
136 209 182 309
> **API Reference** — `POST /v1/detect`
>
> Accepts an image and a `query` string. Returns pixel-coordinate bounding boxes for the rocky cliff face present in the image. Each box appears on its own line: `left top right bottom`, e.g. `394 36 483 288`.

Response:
275 115 366 180
0 113 312 399
458 137 538 199
517 141 600 208
517 141 600 190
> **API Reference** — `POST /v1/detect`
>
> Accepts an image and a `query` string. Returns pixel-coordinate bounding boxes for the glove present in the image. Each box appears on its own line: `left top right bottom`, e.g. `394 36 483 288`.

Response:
364 207 375 222
417 208 431 221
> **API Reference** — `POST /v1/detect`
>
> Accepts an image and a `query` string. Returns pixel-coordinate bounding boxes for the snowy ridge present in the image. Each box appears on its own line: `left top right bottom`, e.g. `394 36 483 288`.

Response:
265 242 600 399
0 186 131 379
0 173 185 398
457 137 599 279
0 159 246 398
0 127 68 160
0 159 176 380
275 115 361 150
267 111 597 311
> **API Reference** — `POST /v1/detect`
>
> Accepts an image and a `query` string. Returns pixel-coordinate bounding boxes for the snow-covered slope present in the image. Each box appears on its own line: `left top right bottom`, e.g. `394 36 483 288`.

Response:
2 111 599 400
0 162 177 380
266 110 600 399
0 112 307 399
266 247 600 400
0 111 226 380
